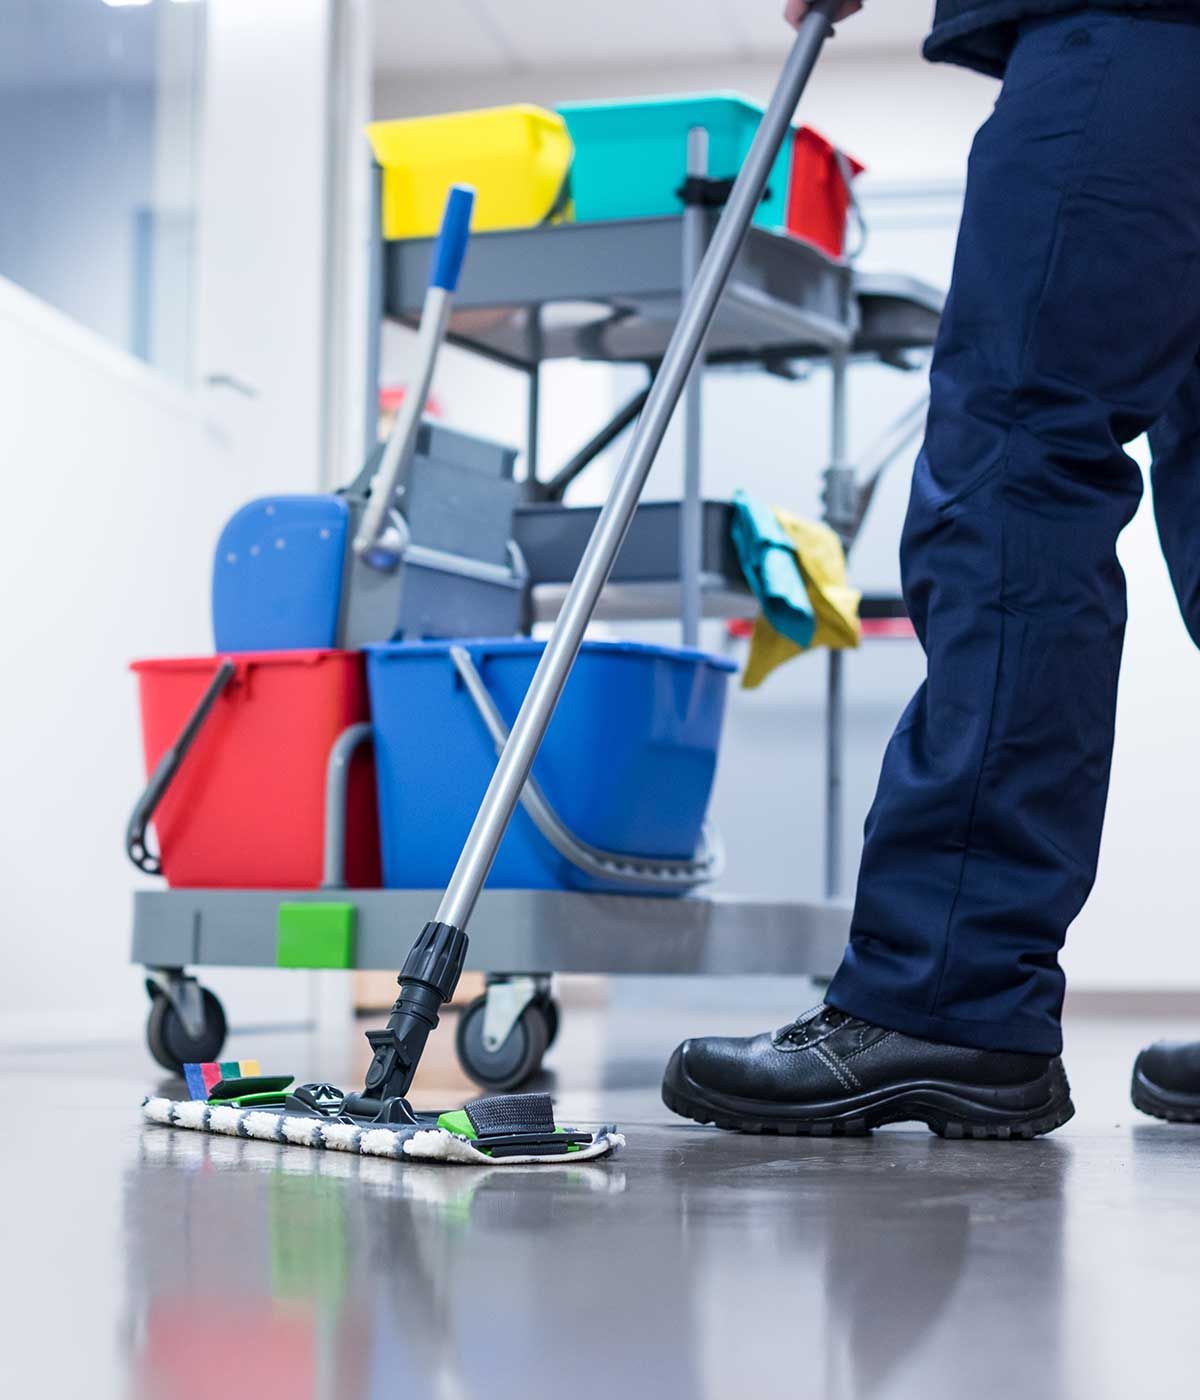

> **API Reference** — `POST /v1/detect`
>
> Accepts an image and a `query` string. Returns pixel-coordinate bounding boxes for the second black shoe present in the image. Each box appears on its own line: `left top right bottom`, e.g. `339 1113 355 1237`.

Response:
1131 1041 1200 1123
662 1005 1075 1139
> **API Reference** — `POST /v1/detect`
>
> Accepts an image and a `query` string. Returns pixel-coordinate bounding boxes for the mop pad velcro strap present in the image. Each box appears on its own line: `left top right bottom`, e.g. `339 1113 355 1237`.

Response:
208 1075 294 1102
465 1092 556 1139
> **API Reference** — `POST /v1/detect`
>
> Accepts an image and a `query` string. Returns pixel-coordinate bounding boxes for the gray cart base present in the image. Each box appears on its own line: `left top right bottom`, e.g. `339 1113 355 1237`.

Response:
133 887 850 976
133 887 850 1088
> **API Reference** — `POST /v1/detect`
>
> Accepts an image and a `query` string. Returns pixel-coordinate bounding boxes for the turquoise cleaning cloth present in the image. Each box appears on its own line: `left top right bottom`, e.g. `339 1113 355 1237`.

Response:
730 490 815 648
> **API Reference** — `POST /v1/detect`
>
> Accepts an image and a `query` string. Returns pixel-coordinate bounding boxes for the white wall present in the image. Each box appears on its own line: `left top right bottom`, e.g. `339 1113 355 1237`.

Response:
0 281 312 1043
0 0 350 1045
196 0 333 486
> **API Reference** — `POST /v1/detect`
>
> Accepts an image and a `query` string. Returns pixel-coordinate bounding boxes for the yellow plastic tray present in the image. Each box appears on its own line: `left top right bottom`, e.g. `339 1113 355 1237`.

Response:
366 104 573 240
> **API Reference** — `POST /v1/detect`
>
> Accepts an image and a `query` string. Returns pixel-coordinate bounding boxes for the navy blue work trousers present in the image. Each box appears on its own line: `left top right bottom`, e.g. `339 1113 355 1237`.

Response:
828 12 1200 1054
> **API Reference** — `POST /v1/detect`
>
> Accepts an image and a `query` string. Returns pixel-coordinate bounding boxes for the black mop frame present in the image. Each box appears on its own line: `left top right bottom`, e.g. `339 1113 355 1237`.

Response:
434 2 841 935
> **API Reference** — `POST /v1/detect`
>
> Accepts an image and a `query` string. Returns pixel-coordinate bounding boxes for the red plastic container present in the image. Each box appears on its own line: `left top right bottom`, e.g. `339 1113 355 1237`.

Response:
786 125 864 259
132 650 379 889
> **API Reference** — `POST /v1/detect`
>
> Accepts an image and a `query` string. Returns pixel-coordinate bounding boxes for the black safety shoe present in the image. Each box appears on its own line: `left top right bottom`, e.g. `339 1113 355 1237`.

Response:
1131 1041 1200 1123
662 1005 1074 1139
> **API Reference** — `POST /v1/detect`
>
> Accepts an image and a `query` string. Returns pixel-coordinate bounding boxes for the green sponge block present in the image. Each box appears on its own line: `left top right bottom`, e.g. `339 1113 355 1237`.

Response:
276 903 356 969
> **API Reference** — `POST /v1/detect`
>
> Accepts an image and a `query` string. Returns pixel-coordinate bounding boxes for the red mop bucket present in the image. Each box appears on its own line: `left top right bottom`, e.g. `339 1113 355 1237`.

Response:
786 125 864 258
131 650 379 889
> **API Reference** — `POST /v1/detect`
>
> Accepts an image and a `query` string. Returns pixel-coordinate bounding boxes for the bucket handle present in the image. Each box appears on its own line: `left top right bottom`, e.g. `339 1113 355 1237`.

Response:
126 660 237 875
321 722 374 890
448 646 723 891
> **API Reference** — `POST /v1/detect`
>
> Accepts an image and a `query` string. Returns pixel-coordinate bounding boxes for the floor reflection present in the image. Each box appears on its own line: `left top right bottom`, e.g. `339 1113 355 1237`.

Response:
128 1127 637 1400
818 1143 1068 1397
125 1120 1072 1400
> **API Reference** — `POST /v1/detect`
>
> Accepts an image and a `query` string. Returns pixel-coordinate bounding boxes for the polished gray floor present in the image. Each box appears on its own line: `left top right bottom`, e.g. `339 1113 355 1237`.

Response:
3 987 1199 1400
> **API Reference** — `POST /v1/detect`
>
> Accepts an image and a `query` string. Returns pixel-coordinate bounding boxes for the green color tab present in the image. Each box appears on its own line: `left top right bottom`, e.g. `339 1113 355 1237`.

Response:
276 902 357 970
436 1109 477 1139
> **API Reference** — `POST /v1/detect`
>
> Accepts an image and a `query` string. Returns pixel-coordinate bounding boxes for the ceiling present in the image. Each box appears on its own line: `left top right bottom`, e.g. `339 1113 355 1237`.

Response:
371 0 934 76
0 1 931 93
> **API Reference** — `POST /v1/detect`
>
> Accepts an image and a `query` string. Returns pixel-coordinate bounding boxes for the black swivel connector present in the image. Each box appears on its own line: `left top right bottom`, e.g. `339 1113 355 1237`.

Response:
350 921 468 1111
400 919 469 1003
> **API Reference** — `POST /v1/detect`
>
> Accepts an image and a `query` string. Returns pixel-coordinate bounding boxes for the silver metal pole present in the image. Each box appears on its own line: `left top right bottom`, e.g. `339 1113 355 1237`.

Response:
680 126 709 648
824 349 850 900
354 285 452 556
527 302 545 484
363 163 384 455
527 362 540 483
436 5 838 931
825 650 845 899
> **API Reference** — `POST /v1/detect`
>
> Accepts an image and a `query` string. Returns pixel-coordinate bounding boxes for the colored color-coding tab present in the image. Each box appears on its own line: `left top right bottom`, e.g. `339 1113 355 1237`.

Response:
183 1059 261 1101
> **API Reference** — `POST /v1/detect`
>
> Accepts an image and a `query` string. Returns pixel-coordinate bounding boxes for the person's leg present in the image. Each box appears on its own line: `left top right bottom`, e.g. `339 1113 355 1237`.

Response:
1130 361 1200 1122
827 10 1200 1057
1150 358 1200 648
664 11 1200 1135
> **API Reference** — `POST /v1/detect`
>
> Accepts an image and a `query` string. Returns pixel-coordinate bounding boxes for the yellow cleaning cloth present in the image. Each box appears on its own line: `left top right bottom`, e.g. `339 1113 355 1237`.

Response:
743 508 861 690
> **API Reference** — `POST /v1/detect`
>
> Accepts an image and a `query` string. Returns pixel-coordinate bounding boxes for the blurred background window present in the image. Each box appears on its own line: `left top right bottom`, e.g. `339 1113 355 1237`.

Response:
0 0 205 382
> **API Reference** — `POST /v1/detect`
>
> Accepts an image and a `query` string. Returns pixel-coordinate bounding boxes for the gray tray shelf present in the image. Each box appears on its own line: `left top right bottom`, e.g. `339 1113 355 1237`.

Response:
384 215 942 369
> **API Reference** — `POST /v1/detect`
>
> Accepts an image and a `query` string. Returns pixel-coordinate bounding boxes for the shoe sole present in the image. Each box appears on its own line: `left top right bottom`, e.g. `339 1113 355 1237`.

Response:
662 1058 1075 1141
1131 1062 1200 1124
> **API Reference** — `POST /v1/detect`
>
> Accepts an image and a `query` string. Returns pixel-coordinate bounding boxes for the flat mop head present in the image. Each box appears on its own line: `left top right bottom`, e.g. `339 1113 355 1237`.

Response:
142 928 624 1165
143 1072 623 1166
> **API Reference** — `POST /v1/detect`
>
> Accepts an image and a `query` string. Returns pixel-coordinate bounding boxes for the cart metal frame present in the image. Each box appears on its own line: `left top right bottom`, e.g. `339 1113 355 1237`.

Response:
132 164 943 1079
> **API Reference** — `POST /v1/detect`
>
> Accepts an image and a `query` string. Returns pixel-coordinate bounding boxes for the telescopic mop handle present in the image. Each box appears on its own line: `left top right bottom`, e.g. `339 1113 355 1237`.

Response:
436 2 840 933
353 3 839 1110
353 184 474 566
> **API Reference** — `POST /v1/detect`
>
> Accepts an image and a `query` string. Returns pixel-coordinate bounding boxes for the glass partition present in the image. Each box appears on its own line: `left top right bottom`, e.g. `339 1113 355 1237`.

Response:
0 0 205 382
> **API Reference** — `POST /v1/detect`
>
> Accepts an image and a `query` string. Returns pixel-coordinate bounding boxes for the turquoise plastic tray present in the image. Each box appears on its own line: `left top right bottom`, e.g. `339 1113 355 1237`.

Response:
558 92 792 229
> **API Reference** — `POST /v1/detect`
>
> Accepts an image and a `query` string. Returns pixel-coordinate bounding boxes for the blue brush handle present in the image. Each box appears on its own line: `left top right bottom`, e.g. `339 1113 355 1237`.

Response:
430 184 475 292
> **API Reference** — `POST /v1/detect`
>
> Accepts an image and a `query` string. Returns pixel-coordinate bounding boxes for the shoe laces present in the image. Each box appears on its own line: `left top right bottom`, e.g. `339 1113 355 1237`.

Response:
776 1004 850 1047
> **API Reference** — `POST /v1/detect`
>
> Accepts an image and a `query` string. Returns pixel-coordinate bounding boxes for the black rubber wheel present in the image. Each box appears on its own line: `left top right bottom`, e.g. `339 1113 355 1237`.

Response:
146 988 227 1072
455 995 550 1092
537 996 561 1050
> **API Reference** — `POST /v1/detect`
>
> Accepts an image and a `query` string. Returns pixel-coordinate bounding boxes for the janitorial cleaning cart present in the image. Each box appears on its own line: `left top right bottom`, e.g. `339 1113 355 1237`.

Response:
131 2 942 1126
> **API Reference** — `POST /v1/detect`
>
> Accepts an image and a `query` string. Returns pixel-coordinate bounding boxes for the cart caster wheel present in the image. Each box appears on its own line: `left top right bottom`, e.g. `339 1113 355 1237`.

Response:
536 995 560 1050
146 988 227 1073
455 995 550 1092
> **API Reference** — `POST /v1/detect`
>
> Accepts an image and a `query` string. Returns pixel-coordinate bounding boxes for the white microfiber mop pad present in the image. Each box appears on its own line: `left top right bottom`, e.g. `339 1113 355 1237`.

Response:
319 1122 364 1153
142 1097 624 1166
143 1097 174 1125
174 1100 211 1130
400 1127 625 1166
207 1106 244 1136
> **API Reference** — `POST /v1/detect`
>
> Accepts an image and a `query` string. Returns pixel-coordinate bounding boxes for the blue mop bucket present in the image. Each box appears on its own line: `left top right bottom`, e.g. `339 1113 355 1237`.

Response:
365 638 736 894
